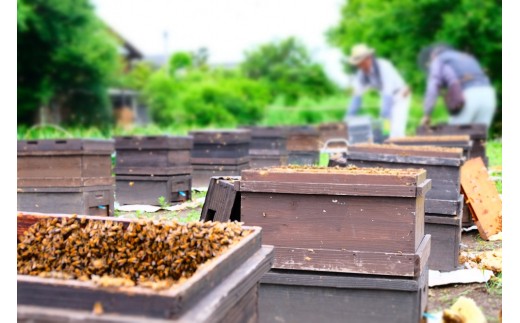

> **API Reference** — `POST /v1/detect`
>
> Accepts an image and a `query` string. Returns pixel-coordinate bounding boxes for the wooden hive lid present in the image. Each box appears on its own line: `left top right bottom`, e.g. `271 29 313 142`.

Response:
349 143 464 159
240 126 289 139
240 165 431 197
17 139 114 155
416 123 487 139
385 135 471 144
189 129 251 144
114 135 193 150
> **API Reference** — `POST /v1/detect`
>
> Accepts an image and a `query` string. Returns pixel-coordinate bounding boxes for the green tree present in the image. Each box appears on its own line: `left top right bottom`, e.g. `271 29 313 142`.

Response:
327 0 502 137
143 52 271 128
241 37 338 105
18 0 120 126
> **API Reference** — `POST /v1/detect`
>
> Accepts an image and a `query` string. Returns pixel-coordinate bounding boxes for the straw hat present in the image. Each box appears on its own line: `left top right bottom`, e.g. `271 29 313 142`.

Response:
347 44 375 65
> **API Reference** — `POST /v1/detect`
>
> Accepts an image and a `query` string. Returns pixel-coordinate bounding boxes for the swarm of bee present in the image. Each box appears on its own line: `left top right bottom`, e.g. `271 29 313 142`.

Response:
17 215 251 290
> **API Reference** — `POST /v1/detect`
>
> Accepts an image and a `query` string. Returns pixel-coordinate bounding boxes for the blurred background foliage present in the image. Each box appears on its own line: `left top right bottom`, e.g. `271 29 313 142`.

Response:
327 0 502 137
17 0 502 139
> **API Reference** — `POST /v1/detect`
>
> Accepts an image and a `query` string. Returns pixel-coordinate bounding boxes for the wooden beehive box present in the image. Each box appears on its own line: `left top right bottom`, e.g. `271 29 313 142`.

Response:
243 126 288 153
242 126 289 168
17 139 115 216
113 136 193 205
346 143 465 215
285 126 320 151
384 135 473 160
346 116 373 144
116 174 192 205
17 139 114 188
200 176 241 222
190 130 251 187
17 212 274 322
240 166 431 277
425 213 462 272
190 129 251 161
17 186 114 217
416 123 488 165
114 136 193 175
285 126 320 165
317 122 349 147
191 162 250 188
259 265 429 323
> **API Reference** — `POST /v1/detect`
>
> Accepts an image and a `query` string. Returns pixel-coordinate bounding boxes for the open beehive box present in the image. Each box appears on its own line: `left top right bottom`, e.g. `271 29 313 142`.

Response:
17 212 273 322
384 135 473 160
240 165 431 277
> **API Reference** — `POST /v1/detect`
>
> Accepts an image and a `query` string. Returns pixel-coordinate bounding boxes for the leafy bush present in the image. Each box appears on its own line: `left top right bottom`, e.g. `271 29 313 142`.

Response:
241 37 339 105
143 55 271 128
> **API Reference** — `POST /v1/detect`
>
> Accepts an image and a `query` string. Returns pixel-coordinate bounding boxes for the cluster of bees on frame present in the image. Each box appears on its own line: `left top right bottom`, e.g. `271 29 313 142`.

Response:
17 215 251 290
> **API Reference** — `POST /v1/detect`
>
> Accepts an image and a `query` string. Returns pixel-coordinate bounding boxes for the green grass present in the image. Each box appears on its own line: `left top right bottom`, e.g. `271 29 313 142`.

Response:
260 91 450 136
486 272 502 296
191 189 208 200
486 139 502 193
486 139 502 169
157 196 171 209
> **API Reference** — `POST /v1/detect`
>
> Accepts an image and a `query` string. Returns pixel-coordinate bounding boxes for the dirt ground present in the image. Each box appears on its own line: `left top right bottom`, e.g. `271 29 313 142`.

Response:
427 229 502 322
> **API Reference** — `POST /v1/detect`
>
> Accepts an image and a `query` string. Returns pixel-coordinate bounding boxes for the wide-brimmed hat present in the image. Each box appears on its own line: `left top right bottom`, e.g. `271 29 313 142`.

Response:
347 44 375 65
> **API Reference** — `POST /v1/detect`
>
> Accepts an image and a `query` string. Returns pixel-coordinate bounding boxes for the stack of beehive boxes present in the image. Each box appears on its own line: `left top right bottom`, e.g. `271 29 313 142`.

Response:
286 125 320 166
239 166 431 323
17 139 115 216
189 129 251 187
346 143 466 272
242 126 289 168
114 136 193 205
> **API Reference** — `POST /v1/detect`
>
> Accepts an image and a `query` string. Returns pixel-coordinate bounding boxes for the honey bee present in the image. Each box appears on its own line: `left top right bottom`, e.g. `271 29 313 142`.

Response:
18 216 249 290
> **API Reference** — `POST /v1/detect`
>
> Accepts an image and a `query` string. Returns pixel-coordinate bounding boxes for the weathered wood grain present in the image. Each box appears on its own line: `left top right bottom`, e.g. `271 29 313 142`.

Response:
114 166 192 176
18 177 115 188
384 135 472 160
18 139 114 153
424 195 464 215
259 266 428 323
17 186 114 217
241 167 426 186
240 180 431 197
317 122 349 146
192 163 250 188
346 154 462 201
460 158 502 239
115 150 192 168
416 123 488 165
191 143 250 159
425 214 462 271
189 129 251 144
241 193 426 254
190 156 251 165
115 175 191 205
285 126 320 151
18 156 113 185
348 146 464 161
200 177 241 222
114 136 193 150
270 234 430 277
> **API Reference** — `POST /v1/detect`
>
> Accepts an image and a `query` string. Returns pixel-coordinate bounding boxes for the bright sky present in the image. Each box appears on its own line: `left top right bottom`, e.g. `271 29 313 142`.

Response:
91 0 351 87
